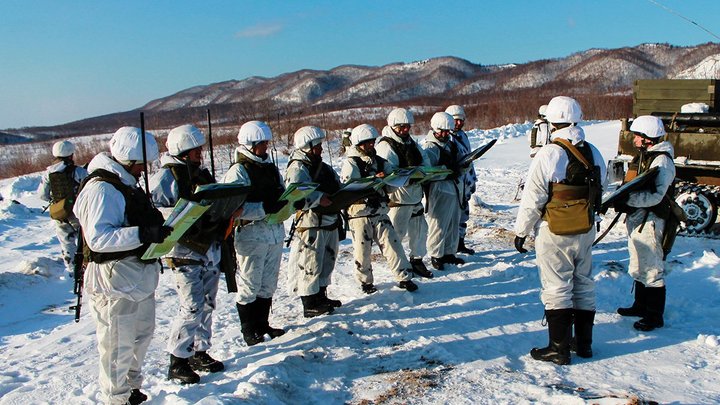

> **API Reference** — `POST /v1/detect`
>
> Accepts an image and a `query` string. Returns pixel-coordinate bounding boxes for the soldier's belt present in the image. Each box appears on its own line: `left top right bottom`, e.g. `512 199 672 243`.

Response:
165 257 204 268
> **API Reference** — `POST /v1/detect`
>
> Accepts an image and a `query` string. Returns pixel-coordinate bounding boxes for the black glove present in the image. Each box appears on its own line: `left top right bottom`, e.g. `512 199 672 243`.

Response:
612 198 632 214
139 225 173 244
263 200 286 214
514 235 528 254
293 199 306 211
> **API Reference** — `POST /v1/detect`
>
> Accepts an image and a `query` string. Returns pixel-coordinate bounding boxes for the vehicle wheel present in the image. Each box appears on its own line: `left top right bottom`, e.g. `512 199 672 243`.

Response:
675 190 717 233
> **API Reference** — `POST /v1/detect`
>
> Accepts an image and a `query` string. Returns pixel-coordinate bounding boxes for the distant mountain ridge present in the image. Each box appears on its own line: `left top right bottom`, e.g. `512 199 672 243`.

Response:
4 42 720 143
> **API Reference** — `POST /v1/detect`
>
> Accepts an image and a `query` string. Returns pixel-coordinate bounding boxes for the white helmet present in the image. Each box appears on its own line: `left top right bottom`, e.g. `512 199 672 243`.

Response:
538 104 548 116
237 120 273 145
166 124 206 156
544 96 582 124
293 126 325 150
52 140 75 158
109 126 159 163
630 115 666 139
445 105 466 120
350 124 379 146
387 108 414 127
430 112 455 132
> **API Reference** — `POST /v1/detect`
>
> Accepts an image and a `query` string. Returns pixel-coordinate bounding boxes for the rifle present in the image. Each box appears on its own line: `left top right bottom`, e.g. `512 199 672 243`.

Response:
69 230 85 322
207 109 216 180
140 112 151 196
593 211 623 246
285 216 298 248
513 178 524 201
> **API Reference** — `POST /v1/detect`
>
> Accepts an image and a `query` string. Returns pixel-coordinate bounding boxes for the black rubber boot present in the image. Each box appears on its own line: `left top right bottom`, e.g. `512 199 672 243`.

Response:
410 258 434 278
236 302 264 346
617 280 647 317
530 309 573 365
319 286 342 308
128 389 148 405
430 257 445 270
572 309 595 358
168 354 200 384
362 283 378 294
256 296 286 338
189 351 225 373
301 293 335 318
442 254 465 265
634 286 666 331
457 237 475 255
398 280 418 292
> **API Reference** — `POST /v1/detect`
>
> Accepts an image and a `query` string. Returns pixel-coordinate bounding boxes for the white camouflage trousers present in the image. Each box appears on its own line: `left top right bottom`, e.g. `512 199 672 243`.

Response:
288 228 339 296
348 214 412 285
388 203 428 259
54 215 80 272
426 192 460 258
234 239 283 304
535 226 596 311
166 262 221 358
89 290 155 404
626 210 666 288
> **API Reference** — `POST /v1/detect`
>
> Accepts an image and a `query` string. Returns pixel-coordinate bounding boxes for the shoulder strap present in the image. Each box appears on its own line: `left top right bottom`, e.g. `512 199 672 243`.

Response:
553 138 591 169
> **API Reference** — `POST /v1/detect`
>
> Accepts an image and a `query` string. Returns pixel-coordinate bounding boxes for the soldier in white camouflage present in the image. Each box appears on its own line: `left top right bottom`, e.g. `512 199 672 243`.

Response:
340 124 419 293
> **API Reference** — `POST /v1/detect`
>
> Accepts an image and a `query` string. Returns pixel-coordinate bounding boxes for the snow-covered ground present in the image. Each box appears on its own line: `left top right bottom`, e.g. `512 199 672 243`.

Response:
1 120 719 404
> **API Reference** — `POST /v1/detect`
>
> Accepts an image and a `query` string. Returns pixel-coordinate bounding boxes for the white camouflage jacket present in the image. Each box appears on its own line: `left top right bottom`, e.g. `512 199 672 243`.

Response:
340 146 390 218
514 125 607 238
626 141 676 211
285 149 341 229
375 126 429 205
223 146 285 244
422 130 465 197
148 154 221 264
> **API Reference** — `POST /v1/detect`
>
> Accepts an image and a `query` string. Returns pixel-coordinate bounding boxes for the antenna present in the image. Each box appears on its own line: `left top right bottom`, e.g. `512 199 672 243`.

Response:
646 0 720 41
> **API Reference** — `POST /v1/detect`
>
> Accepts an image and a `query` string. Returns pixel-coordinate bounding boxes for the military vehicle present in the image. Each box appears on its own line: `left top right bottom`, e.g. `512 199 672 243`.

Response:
608 79 720 236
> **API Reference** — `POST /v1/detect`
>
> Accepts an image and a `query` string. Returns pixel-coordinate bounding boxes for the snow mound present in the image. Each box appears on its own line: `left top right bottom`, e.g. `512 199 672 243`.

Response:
0 174 42 201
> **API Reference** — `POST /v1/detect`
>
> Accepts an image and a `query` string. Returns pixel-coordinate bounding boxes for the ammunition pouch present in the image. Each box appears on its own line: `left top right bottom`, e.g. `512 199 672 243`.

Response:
543 183 593 235
49 198 73 221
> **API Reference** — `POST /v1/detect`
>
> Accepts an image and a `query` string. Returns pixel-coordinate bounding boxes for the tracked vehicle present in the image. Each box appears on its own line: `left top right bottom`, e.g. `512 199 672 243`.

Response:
608 79 720 235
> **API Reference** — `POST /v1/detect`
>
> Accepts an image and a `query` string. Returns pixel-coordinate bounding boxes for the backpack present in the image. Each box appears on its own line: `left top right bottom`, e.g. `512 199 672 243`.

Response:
48 164 79 221
542 139 602 235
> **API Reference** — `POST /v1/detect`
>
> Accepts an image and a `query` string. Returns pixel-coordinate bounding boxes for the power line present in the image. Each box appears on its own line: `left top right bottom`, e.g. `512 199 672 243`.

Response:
646 0 720 41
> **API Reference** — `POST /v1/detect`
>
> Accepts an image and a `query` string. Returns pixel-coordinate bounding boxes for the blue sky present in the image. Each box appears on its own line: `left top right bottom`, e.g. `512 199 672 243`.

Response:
1 0 719 129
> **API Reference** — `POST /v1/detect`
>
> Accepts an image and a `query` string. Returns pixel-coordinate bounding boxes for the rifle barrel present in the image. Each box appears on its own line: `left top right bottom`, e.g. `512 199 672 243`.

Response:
207 109 216 179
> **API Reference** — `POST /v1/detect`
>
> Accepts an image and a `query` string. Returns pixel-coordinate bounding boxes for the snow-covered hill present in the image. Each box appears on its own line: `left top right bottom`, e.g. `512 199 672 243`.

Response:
0 121 719 404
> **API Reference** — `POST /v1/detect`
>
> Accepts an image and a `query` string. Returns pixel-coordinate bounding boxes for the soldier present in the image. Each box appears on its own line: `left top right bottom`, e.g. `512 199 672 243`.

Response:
514 96 606 365
340 124 419 293
445 105 478 255
286 126 342 317
222 121 287 345
74 127 171 405
422 112 466 270
148 124 225 384
615 115 676 332
375 108 434 279
529 105 551 158
38 140 88 274
339 128 352 155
